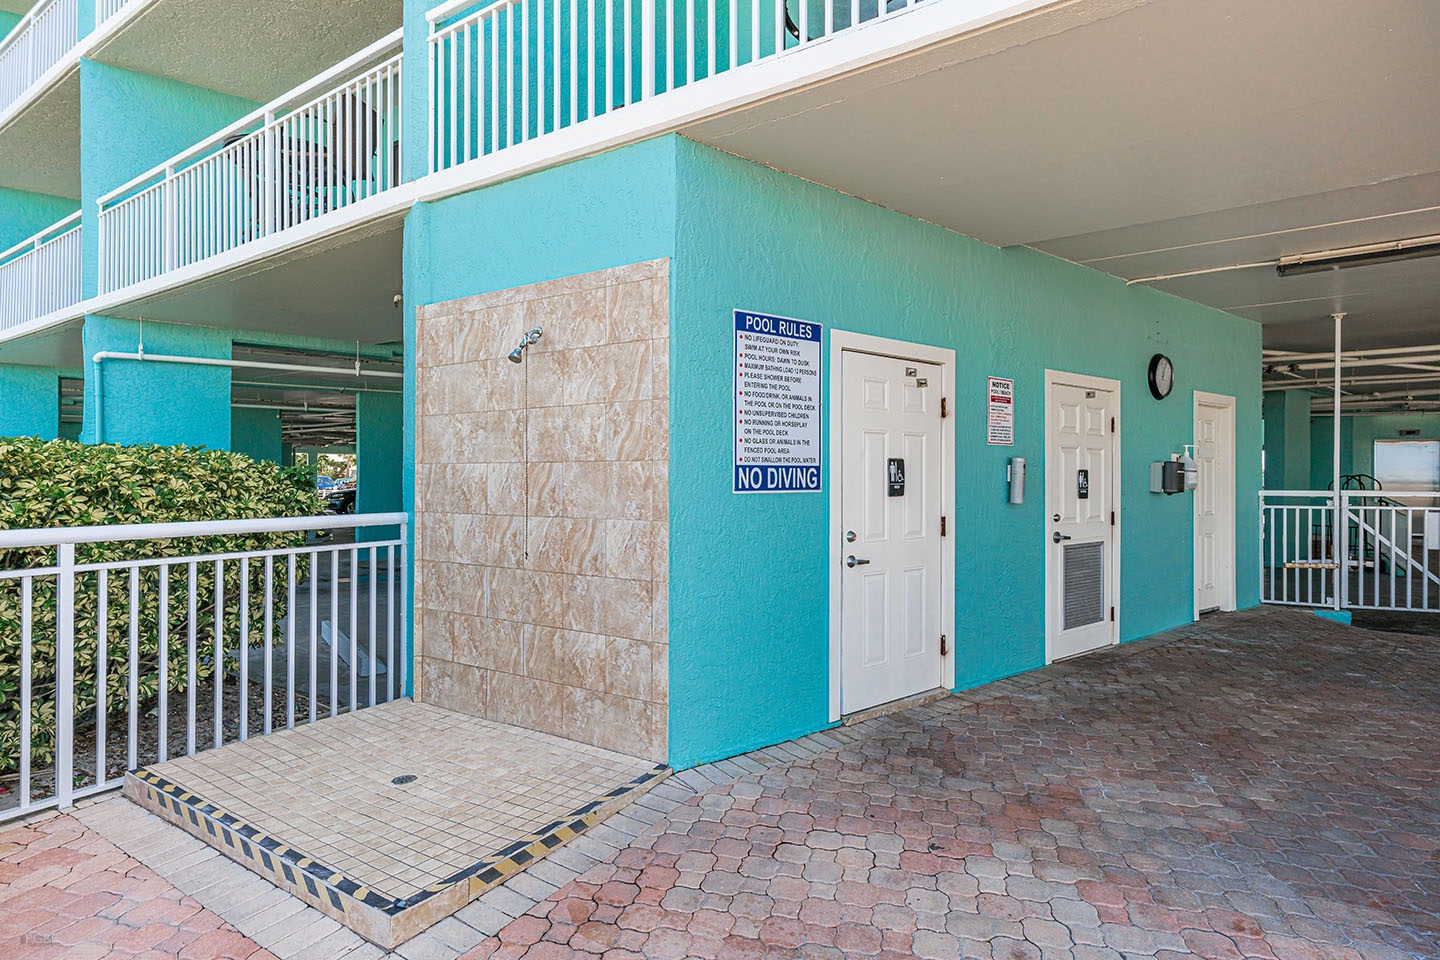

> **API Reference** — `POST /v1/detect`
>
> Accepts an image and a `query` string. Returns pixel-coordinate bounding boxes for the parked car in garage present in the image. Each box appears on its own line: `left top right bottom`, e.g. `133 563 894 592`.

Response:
324 486 357 514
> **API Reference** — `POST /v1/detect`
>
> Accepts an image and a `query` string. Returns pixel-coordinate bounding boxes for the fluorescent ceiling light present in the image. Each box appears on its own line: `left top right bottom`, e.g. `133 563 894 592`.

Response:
1276 234 1440 277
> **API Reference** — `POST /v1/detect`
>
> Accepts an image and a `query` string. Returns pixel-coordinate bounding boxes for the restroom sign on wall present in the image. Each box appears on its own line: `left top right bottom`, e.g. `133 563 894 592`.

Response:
734 310 823 493
987 376 1015 445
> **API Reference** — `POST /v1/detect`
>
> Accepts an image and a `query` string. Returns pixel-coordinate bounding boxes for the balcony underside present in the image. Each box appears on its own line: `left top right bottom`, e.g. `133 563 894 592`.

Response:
86 0 401 103
0 63 78 197
679 0 1440 353
97 212 405 344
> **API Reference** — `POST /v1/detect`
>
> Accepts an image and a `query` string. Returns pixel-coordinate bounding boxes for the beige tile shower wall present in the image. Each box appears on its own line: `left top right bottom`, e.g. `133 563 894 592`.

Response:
413 259 669 761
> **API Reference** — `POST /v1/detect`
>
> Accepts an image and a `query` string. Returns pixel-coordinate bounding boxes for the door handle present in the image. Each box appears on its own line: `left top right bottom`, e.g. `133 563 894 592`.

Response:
1052 532 1072 543
846 555 871 568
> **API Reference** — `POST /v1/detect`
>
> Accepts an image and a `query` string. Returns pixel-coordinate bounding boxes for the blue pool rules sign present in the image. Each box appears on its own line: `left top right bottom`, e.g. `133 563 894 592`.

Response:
734 310 823 493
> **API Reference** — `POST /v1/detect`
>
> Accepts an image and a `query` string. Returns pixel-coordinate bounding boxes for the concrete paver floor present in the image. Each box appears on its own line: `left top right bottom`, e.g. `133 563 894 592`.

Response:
3 605 1437 959
466 607 1439 959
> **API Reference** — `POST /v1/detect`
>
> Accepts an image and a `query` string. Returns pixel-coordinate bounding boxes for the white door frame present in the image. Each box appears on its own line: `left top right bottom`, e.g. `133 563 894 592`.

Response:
829 330 956 722
1043 369 1122 663
1193 390 1237 618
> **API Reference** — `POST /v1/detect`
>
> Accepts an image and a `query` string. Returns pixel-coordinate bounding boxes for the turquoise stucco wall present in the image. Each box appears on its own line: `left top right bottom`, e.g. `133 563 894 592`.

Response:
0 365 60 439
401 134 1262 769
667 138 1262 767
231 407 283 463
79 62 259 298
1309 416 1355 489
81 316 231 448
357 390 403 518
1318 413 1440 485
1262 390 1314 490
0 188 78 253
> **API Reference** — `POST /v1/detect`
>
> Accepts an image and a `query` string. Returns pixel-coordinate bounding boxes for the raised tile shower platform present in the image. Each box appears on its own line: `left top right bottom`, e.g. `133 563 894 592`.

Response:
123 699 668 948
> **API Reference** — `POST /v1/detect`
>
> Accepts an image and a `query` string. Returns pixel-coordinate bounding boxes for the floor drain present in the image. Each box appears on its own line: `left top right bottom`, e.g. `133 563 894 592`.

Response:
392 774 417 785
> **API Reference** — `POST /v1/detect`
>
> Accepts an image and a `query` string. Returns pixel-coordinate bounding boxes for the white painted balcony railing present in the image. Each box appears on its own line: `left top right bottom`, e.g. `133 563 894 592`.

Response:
0 212 82 334
96 0 130 26
0 0 78 116
428 0 911 170
96 31 403 295
0 513 409 823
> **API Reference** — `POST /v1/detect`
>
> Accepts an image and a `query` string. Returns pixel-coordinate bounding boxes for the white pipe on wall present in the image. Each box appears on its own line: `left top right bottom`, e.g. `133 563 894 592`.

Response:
89 350 402 444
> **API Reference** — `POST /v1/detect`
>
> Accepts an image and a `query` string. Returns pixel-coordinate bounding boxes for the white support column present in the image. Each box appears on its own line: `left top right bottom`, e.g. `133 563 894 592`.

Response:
55 543 75 808
1332 311 1344 610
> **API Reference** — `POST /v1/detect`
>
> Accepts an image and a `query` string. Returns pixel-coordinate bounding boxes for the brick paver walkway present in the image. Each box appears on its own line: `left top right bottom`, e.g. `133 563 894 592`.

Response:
0 811 272 959
460 608 1440 960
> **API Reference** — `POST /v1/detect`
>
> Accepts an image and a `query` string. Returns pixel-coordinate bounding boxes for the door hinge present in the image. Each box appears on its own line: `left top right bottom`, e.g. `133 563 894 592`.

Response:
1110 416 1115 432
940 635 948 656
941 397 948 419
1110 606 1115 622
940 516 947 537
1110 511 1115 526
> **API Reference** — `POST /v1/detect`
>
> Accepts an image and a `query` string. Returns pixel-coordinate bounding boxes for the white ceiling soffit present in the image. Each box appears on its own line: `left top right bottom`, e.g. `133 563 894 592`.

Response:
682 0 1440 353
101 215 405 343
0 317 82 367
0 66 80 197
87 0 402 103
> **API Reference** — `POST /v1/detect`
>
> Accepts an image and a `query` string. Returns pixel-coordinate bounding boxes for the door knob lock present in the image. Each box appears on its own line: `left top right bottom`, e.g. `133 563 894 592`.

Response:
846 555 871 568
1052 532 1072 543
845 530 856 542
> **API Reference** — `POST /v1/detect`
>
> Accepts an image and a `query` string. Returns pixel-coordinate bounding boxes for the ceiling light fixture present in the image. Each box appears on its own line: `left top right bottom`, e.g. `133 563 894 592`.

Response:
1276 234 1440 277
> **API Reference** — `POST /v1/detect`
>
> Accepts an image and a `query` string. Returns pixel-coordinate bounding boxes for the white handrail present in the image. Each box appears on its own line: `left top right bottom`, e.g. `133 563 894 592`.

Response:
97 32 404 293
96 29 403 209
0 512 411 823
0 512 409 549
0 212 82 333
0 210 81 267
0 0 78 115
428 0 927 171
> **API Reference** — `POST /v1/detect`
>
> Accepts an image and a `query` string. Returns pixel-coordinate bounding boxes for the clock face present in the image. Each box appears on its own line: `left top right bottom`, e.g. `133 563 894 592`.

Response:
1149 354 1174 399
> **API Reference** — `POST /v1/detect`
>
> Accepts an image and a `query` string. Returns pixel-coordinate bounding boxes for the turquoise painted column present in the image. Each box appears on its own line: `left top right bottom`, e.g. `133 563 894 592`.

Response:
81 316 231 449
231 408 283 463
357 391 403 519
1261 389 1313 490
0 365 61 439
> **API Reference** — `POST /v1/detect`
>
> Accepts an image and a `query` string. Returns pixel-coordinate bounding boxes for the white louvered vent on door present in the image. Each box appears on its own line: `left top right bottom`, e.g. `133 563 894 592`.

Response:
1062 542 1105 630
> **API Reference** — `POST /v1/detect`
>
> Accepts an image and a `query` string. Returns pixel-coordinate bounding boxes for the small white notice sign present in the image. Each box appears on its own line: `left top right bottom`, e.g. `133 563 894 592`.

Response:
734 310 823 493
987 376 1015 446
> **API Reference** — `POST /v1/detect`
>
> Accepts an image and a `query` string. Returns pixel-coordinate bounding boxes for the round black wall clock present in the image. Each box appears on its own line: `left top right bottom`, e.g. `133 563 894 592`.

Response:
1148 353 1174 400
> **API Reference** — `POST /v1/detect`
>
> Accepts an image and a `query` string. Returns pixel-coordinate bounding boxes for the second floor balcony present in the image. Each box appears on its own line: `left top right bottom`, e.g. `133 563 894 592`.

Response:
0 0 78 119
96 29 403 296
0 210 81 334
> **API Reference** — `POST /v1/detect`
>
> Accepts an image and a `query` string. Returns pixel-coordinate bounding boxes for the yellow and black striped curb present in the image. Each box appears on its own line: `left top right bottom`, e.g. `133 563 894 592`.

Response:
126 762 669 922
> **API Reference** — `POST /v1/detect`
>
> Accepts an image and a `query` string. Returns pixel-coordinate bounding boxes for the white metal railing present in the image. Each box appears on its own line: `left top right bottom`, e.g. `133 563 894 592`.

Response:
428 0 914 170
0 513 409 824
0 0 78 116
1260 490 1440 612
96 0 129 27
0 212 82 334
1343 491 1440 611
97 31 403 294
1260 491 1338 607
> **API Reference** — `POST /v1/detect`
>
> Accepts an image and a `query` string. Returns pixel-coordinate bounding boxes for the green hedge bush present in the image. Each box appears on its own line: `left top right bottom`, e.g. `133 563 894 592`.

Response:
0 439 323 773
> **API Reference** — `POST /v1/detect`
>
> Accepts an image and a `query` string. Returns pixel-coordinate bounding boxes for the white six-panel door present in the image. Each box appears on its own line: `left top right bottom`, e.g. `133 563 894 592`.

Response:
839 349 944 713
1045 373 1120 662
1194 392 1237 614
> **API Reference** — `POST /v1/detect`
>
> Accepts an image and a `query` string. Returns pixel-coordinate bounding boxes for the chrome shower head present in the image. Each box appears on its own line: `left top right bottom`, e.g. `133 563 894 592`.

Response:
506 327 543 363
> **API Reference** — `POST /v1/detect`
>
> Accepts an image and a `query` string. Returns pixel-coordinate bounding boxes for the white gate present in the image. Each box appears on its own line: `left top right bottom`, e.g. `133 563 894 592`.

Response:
1259 490 1440 612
